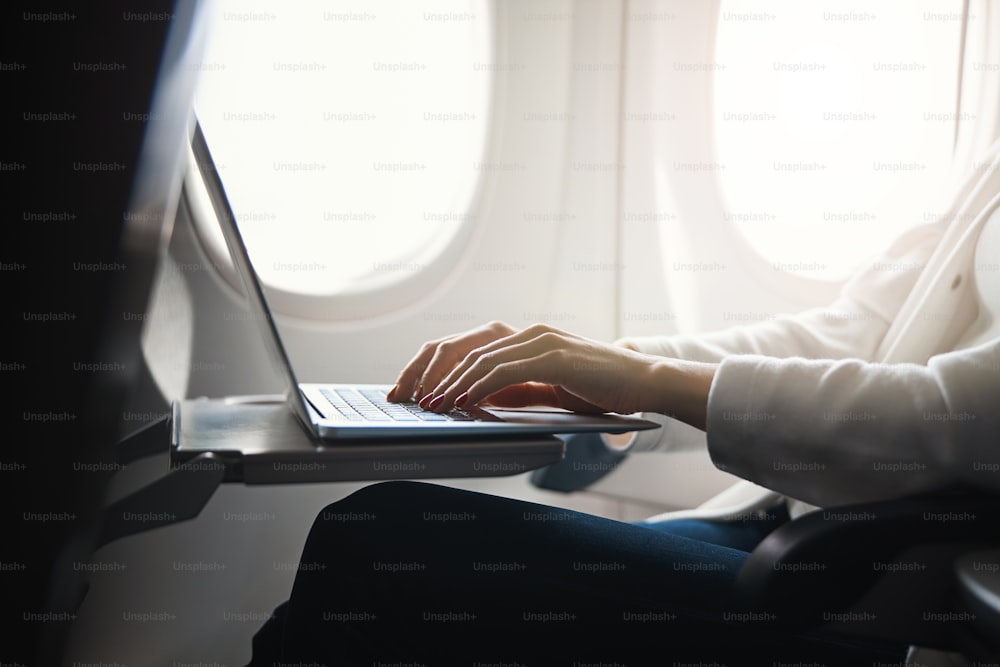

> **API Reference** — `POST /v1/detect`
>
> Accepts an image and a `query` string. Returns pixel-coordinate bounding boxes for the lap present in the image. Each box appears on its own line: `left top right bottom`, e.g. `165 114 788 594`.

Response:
256 480 905 666
635 500 791 552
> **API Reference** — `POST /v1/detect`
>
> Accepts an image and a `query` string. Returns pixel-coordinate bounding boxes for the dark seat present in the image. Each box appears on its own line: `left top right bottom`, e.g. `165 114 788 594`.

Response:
734 492 1000 660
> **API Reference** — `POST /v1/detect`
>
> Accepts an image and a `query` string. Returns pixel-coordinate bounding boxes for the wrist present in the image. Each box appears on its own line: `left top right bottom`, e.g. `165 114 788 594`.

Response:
614 338 640 352
644 357 716 431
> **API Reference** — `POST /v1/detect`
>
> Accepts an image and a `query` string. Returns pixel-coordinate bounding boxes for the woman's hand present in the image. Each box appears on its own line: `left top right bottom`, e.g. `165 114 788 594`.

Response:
387 320 518 403
423 323 660 415
388 322 717 429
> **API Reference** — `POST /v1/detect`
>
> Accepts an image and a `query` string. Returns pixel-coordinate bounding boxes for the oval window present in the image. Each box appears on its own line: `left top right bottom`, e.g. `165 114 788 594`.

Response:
714 0 962 279
192 0 492 297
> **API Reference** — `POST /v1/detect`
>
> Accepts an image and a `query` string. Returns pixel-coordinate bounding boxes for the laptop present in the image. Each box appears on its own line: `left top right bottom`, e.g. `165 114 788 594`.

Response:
190 119 660 442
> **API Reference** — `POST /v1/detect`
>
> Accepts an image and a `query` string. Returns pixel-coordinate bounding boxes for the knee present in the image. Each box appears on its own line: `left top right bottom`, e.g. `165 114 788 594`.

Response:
302 481 458 555
313 480 443 524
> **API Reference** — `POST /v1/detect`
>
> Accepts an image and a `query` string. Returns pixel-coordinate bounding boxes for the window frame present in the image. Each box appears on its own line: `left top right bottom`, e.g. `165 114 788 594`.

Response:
184 0 501 322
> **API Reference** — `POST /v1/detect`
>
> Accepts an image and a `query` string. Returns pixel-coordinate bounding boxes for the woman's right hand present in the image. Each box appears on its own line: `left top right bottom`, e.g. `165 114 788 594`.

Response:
386 320 518 403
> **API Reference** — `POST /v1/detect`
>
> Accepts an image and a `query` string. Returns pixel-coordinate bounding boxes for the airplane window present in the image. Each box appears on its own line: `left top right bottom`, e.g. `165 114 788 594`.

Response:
714 0 962 280
192 0 491 297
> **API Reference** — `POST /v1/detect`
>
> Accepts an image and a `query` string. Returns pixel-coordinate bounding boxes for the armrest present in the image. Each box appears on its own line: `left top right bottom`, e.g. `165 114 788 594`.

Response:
735 493 1000 651
954 548 1000 659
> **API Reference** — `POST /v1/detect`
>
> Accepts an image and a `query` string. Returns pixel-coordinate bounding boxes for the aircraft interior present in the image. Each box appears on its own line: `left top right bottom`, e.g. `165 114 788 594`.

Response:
7 0 1000 665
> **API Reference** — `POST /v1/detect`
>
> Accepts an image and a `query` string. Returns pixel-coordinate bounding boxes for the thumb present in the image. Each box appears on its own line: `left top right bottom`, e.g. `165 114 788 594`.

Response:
485 383 604 413
483 383 562 408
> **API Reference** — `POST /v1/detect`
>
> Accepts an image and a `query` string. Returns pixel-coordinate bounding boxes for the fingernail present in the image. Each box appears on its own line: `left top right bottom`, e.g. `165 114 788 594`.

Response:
419 392 434 408
386 386 397 401
428 395 445 410
454 392 469 408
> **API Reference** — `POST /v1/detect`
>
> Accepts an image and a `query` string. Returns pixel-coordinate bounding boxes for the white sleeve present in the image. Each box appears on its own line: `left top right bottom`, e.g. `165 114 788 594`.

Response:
705 338 1000 506
610 218 947 455
620 218 945 363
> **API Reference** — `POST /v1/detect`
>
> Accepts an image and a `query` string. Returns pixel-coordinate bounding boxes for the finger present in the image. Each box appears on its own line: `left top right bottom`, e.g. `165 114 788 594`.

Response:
482 383 561 408
391 322 516 402
452 351 569 412
483 381 604 414
428 325 574 402
417 335 490 403
431 337 568 411
482 383 604 414
415 321 516 403
390 338 446 402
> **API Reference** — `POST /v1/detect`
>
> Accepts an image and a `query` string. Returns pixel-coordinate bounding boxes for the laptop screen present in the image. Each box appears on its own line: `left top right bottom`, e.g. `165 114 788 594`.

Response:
189 121 320 437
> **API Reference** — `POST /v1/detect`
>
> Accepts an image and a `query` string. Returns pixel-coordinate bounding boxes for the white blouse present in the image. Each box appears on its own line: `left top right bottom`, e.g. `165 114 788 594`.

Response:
617 146 1000 510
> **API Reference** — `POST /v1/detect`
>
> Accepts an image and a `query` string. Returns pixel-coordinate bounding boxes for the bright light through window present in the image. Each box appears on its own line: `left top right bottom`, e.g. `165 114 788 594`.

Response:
193 0 491 296
715 0 961 279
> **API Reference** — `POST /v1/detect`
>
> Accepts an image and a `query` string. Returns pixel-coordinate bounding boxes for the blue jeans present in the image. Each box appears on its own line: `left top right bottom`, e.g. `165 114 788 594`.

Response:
250 480 905 666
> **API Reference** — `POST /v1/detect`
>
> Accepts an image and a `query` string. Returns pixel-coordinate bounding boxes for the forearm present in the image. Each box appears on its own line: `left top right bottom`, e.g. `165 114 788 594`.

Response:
620 305 889 364
706 339 1000 506
618 217 946 365
601 345 716 453
641 356 717 431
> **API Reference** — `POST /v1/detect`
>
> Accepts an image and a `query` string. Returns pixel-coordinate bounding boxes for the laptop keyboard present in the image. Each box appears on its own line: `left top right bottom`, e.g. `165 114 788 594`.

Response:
319 388 477 423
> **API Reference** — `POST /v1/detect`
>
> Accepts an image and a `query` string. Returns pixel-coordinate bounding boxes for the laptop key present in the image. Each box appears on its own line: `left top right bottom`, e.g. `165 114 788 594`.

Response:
324 388 483 423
